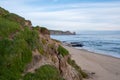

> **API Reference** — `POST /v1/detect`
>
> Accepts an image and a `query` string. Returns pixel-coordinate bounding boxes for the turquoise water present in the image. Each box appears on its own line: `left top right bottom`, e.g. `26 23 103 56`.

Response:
51 31 120 58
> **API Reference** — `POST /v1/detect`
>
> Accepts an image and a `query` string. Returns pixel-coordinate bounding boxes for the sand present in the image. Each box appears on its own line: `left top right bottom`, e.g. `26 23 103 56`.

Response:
64 45 120 80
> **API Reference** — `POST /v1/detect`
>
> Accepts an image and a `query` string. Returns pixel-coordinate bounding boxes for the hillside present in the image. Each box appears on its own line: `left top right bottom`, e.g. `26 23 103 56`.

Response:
0 7 87 80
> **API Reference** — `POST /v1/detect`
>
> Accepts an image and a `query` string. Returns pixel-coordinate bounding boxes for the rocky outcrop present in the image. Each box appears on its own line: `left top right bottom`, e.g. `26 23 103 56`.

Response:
50 30 76 35
71 42 84 47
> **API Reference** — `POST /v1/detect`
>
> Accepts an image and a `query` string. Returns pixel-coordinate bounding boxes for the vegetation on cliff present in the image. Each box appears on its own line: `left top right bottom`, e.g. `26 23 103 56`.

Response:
0 7 87 80
58 45 69 57
23 65 64 80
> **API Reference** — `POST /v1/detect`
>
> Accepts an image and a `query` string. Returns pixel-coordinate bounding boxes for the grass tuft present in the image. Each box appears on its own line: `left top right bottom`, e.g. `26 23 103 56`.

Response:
58 45 69 57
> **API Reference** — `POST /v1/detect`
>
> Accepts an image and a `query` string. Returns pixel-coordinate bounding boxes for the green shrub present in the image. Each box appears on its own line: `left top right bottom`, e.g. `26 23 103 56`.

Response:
0 23 41 79
15 27 40 50
0 17 20 38
4 13 25 26
0 38 32 80
67 58 88 78
58 45 69 57
23 65 64 80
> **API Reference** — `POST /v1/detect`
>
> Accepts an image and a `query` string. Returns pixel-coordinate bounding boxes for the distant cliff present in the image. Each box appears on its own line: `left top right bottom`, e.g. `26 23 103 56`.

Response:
50 30 76 35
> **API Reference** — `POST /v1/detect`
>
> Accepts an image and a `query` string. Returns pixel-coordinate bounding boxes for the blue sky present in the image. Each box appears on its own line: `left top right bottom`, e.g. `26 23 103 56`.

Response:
0 0 120 31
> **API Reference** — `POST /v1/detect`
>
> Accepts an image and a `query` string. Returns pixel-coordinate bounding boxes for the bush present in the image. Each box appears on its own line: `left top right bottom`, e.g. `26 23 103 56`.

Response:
0 25 44 79
15 27 41 50
0 22 41 79
0 17 20 38
58 45 69 57
23 65 64 80
0 38 32 80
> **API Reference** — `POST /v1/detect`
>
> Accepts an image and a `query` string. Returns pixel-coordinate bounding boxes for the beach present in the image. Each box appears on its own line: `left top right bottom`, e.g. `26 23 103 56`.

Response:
64 45 120 80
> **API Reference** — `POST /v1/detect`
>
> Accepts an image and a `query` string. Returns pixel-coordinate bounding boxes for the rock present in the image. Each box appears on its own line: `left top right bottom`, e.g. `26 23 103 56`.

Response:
71 42 84 47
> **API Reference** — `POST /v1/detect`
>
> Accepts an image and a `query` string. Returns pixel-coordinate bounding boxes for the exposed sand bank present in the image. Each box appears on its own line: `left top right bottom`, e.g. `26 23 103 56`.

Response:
64 45 120 80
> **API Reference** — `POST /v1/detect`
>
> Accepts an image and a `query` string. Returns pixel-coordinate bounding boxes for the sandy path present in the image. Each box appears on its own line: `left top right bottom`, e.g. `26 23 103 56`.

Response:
64 46 120 80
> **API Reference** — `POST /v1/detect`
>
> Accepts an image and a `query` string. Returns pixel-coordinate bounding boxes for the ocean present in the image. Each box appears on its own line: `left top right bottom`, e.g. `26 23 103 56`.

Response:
51 31 120 58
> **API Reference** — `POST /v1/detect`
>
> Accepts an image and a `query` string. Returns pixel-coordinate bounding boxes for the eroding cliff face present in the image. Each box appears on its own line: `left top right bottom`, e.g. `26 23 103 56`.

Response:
23 26 86 80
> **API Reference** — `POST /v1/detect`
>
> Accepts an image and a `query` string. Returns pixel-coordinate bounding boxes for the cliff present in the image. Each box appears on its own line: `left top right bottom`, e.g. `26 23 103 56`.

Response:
0 7 87 80
50 30 76 35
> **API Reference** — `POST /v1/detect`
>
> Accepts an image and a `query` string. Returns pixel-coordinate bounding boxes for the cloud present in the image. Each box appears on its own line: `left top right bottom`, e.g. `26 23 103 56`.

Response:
0 0 120 31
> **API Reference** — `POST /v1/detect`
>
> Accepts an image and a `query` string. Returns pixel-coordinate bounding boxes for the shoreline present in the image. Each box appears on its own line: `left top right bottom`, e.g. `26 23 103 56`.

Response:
63 45 120 80
76 47 120 60
63 42 120 59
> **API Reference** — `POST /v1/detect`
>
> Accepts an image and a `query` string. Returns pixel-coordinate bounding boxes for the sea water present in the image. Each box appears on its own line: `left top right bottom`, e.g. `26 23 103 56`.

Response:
51 31 120 58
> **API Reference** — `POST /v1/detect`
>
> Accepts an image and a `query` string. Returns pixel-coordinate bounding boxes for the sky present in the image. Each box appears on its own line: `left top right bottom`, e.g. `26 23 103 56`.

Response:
0 0 120 31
